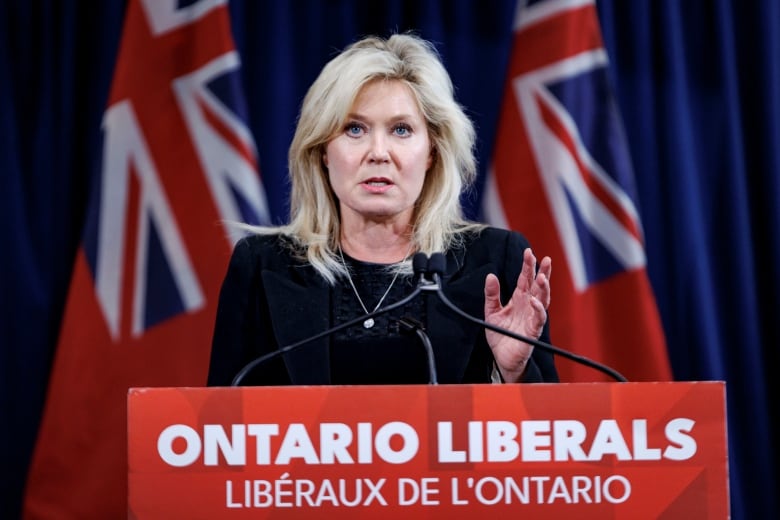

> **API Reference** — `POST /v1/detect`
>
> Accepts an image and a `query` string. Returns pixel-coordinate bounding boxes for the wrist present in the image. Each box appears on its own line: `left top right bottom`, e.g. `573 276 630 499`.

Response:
496 359 528 383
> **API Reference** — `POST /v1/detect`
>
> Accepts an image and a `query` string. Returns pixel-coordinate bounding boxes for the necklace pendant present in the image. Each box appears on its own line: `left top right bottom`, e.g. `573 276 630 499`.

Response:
363 318 375 329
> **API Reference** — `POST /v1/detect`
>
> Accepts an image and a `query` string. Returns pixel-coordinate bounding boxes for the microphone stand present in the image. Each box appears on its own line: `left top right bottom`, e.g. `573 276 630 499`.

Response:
397 316 438 385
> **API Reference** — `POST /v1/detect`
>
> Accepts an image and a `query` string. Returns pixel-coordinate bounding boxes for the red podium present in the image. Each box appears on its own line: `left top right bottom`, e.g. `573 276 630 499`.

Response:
128 382 729 519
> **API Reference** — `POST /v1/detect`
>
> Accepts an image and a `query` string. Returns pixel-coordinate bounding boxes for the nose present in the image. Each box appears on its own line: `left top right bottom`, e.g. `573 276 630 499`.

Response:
367 133 390 163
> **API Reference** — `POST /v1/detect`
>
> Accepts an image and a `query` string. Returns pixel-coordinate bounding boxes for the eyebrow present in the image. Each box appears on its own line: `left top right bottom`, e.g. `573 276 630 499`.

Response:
345 112 421 124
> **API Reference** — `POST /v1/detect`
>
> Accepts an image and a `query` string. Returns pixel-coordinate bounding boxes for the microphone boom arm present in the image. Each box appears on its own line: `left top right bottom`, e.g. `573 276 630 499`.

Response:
230 251 628 386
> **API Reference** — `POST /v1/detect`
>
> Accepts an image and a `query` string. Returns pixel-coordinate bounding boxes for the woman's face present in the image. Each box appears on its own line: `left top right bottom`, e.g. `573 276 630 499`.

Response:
324 80 432 227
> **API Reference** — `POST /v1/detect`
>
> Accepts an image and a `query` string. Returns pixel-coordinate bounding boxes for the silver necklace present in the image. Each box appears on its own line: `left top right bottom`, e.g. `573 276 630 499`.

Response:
338 244 412 329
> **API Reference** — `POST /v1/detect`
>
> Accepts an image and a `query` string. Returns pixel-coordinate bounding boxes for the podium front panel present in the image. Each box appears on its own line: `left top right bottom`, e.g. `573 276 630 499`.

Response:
128 382 728 519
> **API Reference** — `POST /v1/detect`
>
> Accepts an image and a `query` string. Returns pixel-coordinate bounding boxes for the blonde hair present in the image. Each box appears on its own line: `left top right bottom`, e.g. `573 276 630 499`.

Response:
247 32 484 283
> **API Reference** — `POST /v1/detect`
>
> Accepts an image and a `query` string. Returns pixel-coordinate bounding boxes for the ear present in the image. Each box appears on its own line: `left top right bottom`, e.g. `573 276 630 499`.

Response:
427 147 436 170
323 152 329 167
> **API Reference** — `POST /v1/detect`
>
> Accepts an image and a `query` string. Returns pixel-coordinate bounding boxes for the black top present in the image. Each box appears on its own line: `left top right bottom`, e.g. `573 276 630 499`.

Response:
208 226 559 387
330 255 429 384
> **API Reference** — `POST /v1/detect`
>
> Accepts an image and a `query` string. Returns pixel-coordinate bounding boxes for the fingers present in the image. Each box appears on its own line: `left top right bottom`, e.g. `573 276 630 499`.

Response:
519 248 536 292
538 254 552 283
534 256 551 309
484 273 502 316
487 248 552 319
520 249 552 309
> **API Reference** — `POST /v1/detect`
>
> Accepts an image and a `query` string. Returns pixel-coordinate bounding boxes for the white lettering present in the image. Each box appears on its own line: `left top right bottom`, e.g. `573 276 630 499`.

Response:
486 421 519 462
553 420 588 461
664 418 697 460
437 422 466 463
247 424 279 464
521 420 552 461
374 422 418 464
157 424 200 467
632 419 662 460
320 423 354 464
587 420 632 460
275 424 319 464
204 424 245 465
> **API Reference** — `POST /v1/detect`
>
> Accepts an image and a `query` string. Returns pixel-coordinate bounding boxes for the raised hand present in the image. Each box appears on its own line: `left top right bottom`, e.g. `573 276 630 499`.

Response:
483 248 552 382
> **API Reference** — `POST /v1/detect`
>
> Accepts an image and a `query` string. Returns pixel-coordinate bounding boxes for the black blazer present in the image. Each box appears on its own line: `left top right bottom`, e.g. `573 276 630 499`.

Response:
207 227 559 386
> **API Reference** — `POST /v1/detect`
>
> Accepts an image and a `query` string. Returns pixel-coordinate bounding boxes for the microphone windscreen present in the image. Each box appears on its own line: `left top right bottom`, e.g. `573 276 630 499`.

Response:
428 253 446 275
412 252 429 275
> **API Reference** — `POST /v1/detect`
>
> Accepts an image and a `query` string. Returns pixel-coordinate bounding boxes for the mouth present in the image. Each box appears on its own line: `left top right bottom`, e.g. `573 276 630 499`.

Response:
362 177 392 187
362 177 393 188
361 177 394 193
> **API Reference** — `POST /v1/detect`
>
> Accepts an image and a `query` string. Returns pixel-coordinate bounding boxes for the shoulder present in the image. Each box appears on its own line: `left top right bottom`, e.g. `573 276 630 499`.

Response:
228 232 300 270
440 226 531 278
234 232 288 253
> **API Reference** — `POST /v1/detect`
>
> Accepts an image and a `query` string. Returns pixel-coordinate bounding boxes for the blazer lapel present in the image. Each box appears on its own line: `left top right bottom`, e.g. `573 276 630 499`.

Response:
426 248 493 382
262 266 331 385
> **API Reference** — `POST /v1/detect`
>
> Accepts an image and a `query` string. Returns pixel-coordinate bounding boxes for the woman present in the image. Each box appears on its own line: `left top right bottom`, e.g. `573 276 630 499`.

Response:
207 33 557 386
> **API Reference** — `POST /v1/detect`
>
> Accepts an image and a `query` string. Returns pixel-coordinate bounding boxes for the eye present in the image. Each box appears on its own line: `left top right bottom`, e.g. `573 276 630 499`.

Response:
393 123 412 137
344 122 365 137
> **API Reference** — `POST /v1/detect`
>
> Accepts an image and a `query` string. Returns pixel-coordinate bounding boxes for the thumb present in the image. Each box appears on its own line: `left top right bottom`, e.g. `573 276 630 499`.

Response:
484 273 502 317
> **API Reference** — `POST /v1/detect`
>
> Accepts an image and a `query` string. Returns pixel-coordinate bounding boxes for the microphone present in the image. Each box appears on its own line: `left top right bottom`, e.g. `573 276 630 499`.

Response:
412 251 429 282
230 253 436 386
426 253 628 383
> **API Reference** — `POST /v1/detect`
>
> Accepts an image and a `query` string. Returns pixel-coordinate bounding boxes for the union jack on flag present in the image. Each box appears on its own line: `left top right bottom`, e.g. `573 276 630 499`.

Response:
23 0 269 517
484 0 672 382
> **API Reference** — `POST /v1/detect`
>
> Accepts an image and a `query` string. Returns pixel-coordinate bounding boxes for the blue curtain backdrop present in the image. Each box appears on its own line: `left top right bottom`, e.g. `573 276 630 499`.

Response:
1 1 777 518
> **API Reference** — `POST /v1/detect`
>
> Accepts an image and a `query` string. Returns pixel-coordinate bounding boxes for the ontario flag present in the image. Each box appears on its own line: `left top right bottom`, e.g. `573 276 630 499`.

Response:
22 0 269 517
483 0 672 382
